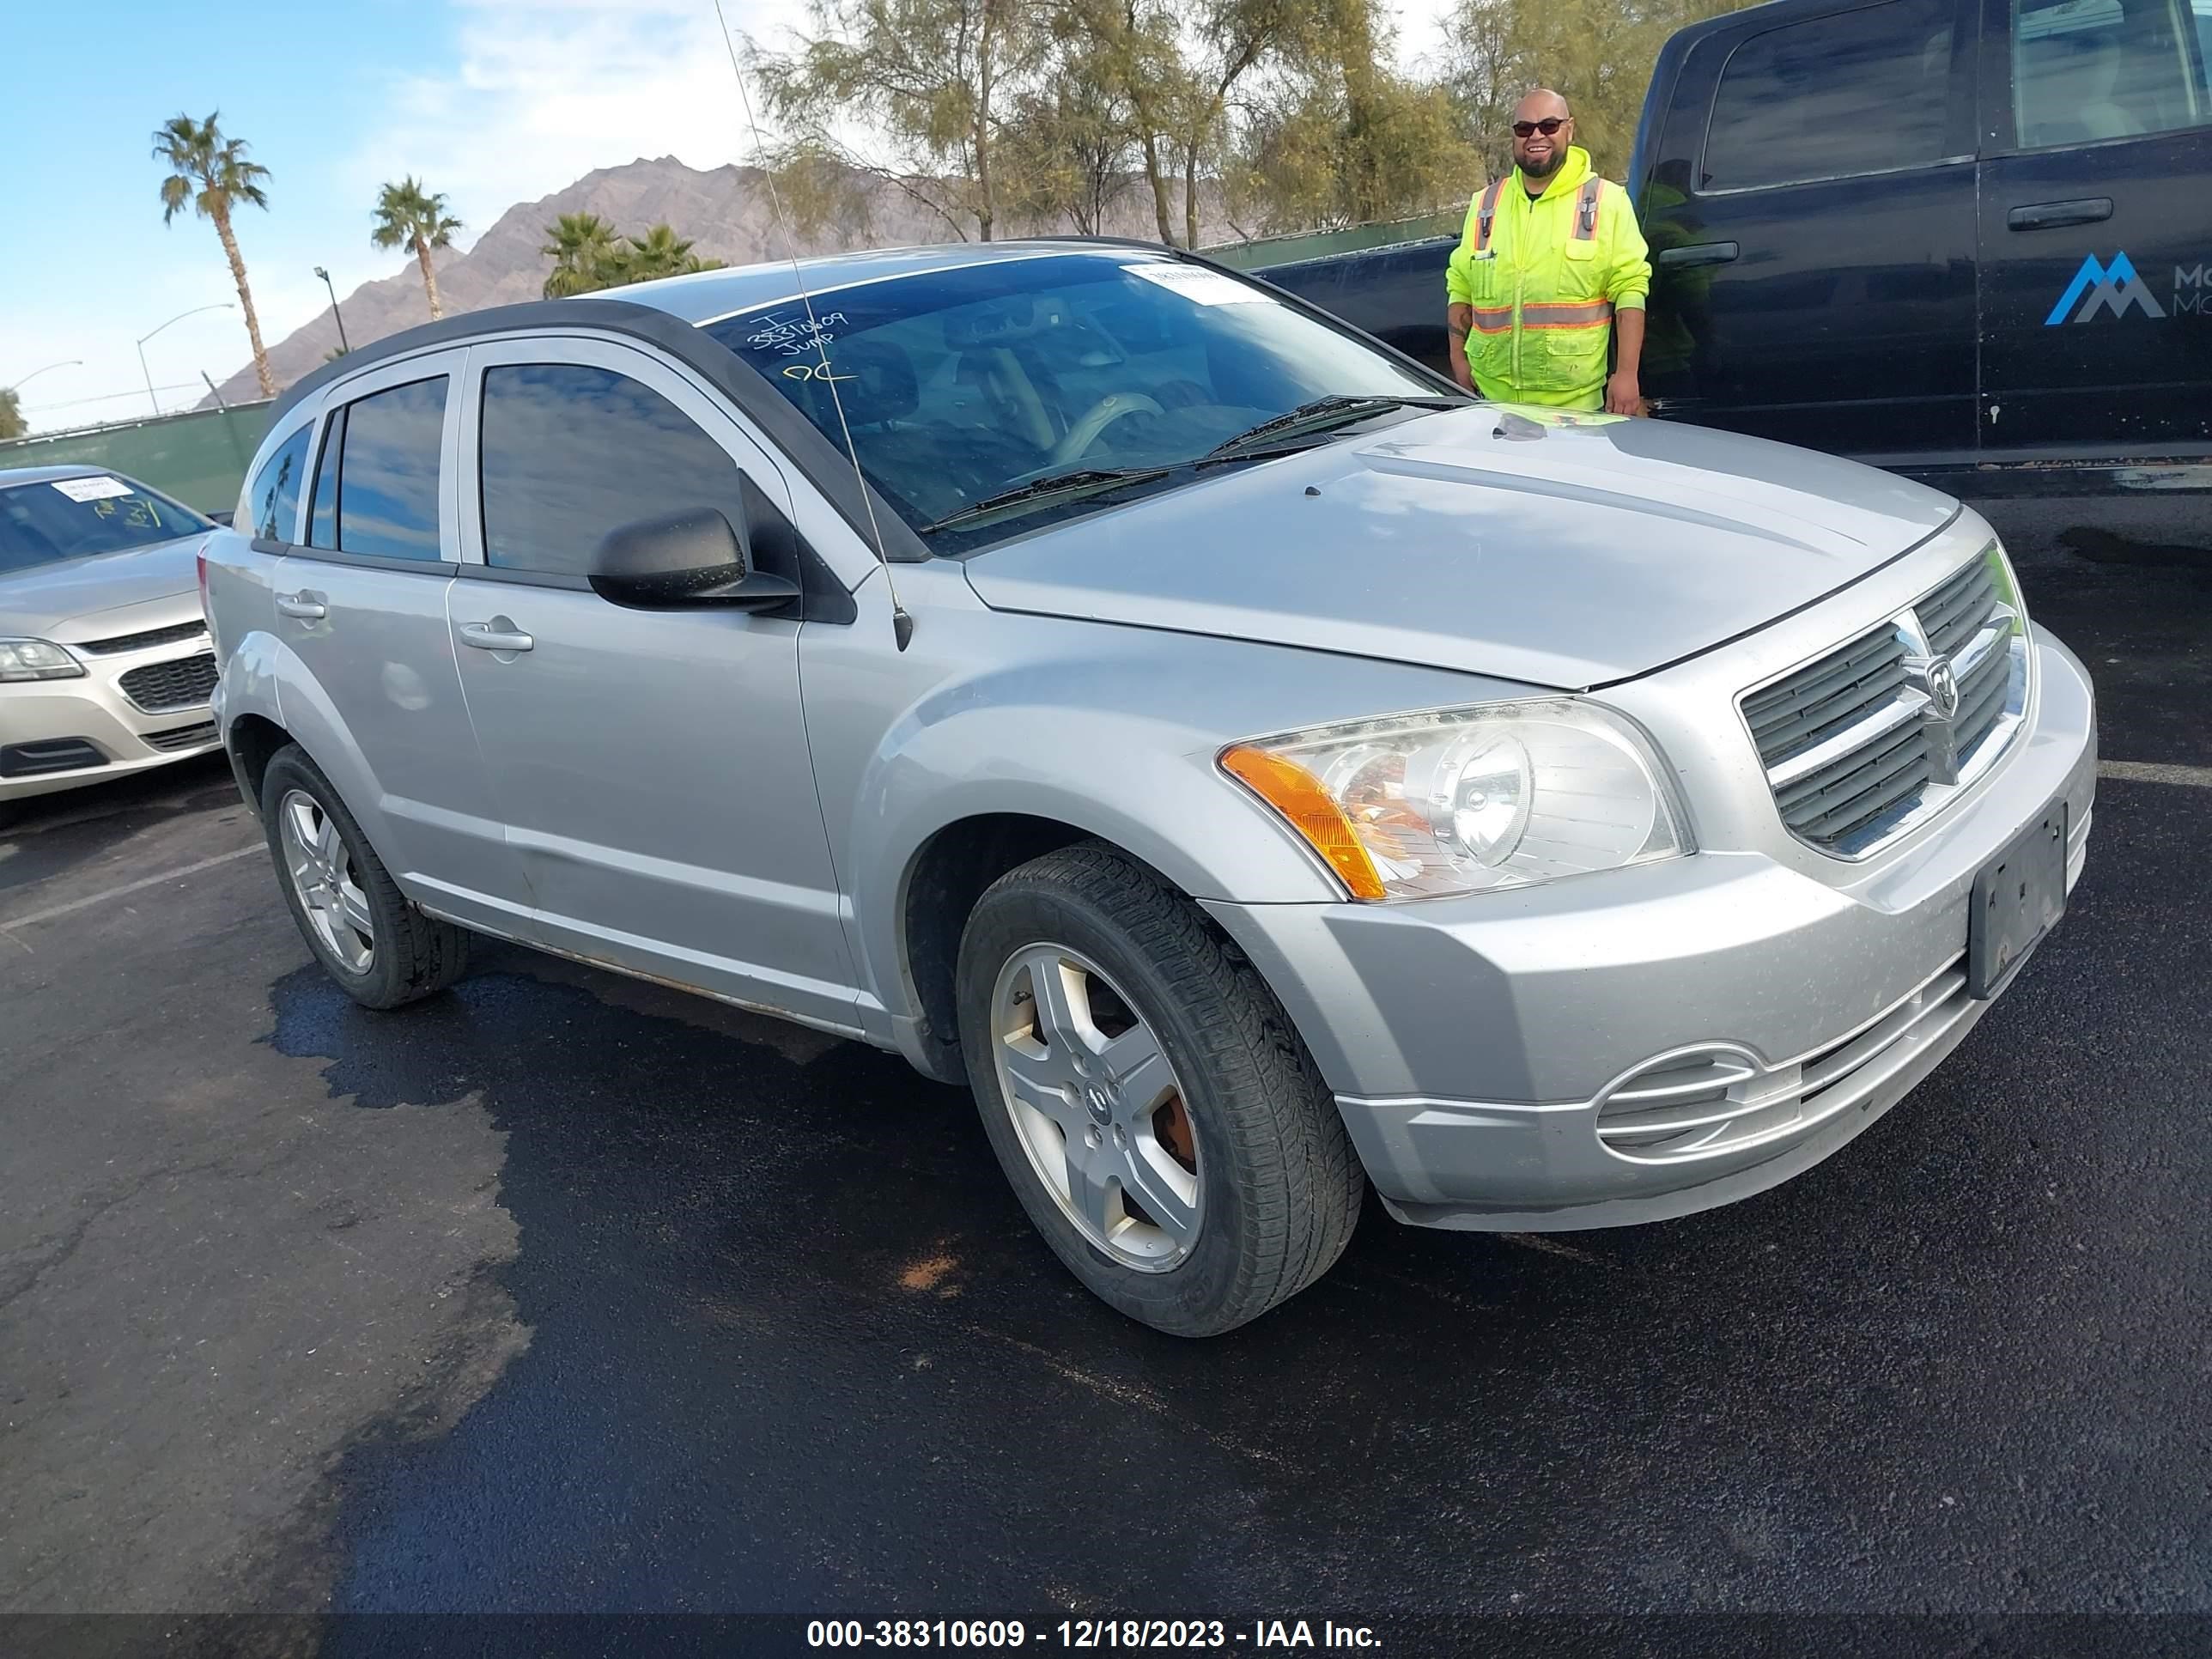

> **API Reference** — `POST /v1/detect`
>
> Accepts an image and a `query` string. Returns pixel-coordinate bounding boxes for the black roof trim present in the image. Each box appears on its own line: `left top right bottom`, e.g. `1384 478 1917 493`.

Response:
266 295 932 564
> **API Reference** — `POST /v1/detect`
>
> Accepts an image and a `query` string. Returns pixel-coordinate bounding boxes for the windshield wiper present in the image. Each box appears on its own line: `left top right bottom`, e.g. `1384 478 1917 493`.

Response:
1202 394 1465 462
918 467 1171 535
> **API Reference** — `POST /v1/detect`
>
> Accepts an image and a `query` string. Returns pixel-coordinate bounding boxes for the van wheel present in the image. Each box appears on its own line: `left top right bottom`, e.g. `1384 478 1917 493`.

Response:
956 843 1362 1337
259 744 470 1009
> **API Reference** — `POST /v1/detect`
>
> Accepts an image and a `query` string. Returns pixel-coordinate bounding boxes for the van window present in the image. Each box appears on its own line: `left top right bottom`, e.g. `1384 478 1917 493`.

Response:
2012 0 2212 147
477 363 748 579
333 378 448 562
1703 0 1959 191
246 426 311 543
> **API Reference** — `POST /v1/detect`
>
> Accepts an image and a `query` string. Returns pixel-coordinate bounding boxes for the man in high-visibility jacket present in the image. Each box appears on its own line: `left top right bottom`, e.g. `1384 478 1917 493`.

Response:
1445 89 1653 416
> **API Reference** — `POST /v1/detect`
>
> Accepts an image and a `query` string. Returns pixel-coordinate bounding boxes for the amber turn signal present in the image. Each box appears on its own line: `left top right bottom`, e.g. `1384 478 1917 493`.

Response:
1219 744 1387 901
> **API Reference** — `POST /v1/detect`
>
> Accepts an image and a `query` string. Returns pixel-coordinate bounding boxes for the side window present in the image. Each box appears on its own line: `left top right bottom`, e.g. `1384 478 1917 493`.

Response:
1702 0 1960 190
246 425 311 543
307 408 343 550
332 377 449 562
477 363 748 578
2012 0 2211 147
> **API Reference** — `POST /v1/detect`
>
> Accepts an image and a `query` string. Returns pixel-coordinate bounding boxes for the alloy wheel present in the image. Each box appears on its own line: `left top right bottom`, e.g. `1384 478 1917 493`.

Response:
278 788 374 975
989 943 1202 1270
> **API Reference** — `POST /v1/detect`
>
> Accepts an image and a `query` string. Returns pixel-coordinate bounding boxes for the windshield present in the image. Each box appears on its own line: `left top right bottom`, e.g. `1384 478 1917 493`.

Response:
702 251 1456 545
0 475 213 576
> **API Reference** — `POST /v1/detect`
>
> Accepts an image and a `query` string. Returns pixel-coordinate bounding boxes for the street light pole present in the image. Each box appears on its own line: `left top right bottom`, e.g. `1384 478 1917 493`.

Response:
3 359 82 394
315 266 351 355
134 303 234 418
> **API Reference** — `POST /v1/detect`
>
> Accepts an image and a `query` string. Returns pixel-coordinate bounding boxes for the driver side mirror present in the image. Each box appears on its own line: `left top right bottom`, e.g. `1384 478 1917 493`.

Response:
587 507 801 612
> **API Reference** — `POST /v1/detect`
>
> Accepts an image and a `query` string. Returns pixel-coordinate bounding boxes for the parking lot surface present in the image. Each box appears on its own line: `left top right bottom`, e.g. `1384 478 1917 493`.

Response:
3 494 2208 1628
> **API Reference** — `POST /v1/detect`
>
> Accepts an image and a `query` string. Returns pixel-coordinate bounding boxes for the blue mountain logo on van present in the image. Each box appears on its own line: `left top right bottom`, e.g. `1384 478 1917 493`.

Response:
2045 252 2166 325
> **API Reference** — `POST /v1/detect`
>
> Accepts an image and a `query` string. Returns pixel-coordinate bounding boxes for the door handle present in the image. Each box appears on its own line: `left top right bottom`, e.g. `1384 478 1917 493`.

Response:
2007 198 2112 231
1656 240 1739 269
458 621 534 653
275 592 326 621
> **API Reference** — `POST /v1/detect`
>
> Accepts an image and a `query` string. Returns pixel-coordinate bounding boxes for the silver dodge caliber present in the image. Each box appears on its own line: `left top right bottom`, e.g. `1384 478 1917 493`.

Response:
203 242 2096 1335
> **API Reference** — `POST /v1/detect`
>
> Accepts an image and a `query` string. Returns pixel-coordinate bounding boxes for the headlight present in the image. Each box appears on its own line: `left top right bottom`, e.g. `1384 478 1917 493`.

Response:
0 639 86 683
1222 699 1692 901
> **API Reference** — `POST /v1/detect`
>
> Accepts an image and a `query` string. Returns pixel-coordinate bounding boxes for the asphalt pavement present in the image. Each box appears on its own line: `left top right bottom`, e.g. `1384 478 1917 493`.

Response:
2 491 2207 1644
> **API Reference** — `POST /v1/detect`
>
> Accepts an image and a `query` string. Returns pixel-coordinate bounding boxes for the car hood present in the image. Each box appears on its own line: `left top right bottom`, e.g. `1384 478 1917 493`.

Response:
960 407 1960 689
0 535 205 641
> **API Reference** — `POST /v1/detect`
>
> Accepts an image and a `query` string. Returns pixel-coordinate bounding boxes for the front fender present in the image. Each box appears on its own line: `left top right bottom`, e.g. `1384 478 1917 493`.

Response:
802 577 1522 1035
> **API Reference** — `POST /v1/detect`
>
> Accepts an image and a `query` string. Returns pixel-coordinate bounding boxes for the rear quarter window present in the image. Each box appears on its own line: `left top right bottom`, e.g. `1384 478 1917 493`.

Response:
246 426 312 543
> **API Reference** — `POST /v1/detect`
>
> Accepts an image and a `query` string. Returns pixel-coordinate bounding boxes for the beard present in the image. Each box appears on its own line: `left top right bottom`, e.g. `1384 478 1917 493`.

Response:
1519 147 1565 179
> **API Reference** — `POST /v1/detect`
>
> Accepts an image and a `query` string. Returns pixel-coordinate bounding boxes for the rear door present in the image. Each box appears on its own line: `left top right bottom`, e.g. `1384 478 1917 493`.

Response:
1976 0 2212 459
1638 0 1982 462
447 335 859 1031
276 353 533 934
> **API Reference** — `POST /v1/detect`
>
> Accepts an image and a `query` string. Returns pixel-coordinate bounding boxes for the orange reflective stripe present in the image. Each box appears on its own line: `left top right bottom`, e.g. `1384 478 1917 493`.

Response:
1474 179 1504 252
1573 178 1603 240
1467 305 1515 333
1517 299 1615 329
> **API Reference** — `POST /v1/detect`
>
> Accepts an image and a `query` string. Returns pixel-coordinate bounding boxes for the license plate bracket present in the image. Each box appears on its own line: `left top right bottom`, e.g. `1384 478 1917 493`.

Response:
1968 802 2069 1000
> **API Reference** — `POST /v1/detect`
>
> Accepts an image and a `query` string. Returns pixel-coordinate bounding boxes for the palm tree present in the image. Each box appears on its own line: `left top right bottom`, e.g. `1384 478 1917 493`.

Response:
540 212 619 298
371 176 463 320
623 224 726 283
152 112 276 399
622 223 705 282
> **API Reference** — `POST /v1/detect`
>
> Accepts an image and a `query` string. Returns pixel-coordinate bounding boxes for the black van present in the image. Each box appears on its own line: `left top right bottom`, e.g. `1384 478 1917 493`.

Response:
1261 0 2212 483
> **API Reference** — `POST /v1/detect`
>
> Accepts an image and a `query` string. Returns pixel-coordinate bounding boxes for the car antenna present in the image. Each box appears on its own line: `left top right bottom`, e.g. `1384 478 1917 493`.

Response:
713 0 915 651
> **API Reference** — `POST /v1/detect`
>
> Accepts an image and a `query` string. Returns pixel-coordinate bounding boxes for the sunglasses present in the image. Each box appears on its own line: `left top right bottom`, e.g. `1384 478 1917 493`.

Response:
1512 118 1569 137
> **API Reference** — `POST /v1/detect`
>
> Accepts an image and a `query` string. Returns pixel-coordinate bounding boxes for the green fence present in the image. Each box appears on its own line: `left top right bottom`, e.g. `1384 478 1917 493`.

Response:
0 402 274 516
1204 210 1462 272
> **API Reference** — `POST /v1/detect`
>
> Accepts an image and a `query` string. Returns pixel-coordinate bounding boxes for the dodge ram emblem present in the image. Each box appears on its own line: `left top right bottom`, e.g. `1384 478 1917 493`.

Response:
1925 655 1960 720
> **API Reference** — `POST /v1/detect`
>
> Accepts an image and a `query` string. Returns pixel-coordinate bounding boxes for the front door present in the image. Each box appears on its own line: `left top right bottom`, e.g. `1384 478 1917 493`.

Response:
446 337 859 1033
276 351 534 936
1976 0 2212 460
1637 0 1982 463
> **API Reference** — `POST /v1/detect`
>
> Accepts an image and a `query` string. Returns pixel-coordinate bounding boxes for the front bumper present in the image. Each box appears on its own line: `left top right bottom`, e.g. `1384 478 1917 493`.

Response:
0 641 221 803
1203 629 2097 1231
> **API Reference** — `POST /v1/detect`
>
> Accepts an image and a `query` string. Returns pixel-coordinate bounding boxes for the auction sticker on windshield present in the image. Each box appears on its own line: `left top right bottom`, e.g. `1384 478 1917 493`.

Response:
1123 264 1269 305
48 476 136 503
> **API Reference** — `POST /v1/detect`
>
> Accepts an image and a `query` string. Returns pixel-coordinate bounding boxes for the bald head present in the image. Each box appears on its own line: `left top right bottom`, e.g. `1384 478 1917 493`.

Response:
1510 88 1574 184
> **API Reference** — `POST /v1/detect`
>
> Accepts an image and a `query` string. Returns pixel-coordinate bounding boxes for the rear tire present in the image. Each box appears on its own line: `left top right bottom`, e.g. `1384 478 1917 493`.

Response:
956 842 1362 1337
259 744 470 1009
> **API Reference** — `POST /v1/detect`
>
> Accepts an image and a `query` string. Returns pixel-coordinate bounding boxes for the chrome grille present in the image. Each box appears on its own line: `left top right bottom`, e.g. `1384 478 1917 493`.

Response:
118 653 218 714
76 619 208 656
1742 624 1909 764
1916 560 1996 659
1742 550 2030 859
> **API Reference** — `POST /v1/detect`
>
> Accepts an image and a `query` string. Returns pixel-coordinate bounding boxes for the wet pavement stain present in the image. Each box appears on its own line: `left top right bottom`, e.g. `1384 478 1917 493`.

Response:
251 790 2212 1620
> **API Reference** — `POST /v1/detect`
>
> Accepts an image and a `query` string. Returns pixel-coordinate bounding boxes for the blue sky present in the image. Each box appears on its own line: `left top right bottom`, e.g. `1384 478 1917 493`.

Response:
6 0 1449 434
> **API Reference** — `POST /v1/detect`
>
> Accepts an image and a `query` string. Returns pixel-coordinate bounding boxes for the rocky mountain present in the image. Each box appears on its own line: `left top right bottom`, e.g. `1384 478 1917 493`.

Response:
204 156 1203 407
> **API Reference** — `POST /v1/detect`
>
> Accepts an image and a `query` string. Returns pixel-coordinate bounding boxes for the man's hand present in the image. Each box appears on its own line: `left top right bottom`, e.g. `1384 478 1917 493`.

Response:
1604 368 1642 416
1447 303 1475 392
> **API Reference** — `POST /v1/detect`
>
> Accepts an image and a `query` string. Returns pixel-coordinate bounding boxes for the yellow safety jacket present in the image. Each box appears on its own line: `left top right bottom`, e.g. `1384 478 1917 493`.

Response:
1444 146 1652 411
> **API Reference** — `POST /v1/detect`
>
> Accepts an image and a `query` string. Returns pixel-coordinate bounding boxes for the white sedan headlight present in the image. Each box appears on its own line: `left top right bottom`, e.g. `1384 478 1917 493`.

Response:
0 639 87 683
1222 699 1692 901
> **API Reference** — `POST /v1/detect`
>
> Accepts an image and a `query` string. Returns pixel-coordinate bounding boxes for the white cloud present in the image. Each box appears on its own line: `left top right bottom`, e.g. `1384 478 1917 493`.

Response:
352 0 812 240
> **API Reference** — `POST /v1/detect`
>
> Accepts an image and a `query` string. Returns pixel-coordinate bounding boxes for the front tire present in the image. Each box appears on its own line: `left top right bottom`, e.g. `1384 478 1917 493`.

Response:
259 744 470 1009
957 843 1362 1337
